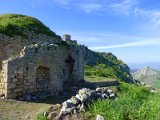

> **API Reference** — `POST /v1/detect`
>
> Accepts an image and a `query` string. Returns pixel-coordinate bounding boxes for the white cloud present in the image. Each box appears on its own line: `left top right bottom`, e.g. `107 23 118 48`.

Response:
107 0 139 15
79 3 102 13
135 8 160 27
89 39 160 50
49 0 160 27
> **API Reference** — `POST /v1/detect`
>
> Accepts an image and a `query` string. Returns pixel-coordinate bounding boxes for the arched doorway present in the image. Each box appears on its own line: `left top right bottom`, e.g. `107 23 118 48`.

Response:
65 55 75 83
36 66 50 90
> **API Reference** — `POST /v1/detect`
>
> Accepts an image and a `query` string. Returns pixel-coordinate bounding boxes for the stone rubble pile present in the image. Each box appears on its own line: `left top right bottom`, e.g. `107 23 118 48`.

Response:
45 87 115 119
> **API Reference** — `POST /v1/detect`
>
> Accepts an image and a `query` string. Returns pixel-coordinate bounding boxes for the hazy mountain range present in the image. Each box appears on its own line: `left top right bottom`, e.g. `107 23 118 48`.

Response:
129 62 160 72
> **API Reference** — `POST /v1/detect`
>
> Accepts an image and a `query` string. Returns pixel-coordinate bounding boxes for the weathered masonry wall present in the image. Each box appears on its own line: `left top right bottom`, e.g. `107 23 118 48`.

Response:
1 43 84 100
0 33 60 70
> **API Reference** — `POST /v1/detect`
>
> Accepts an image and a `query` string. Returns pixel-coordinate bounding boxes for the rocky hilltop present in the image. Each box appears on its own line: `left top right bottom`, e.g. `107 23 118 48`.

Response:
132 66 160 88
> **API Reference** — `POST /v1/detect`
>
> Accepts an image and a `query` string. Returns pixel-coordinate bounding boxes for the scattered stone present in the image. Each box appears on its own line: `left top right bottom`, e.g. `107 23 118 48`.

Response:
79 103 86 112
47 112 56 119
63 100 75 108
96 115 104 120
51 87 115 119
70 96 81 105
109 93 115 99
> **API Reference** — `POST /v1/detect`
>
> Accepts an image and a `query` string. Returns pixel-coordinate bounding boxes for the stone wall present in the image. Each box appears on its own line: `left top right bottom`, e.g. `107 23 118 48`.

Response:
0 43 84 100
0 33 60 70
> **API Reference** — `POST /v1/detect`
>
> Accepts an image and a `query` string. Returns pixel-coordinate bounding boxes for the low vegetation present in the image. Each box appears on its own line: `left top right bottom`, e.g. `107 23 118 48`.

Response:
84 63 132 82
37 113 47 120
0 14 61 39
85 51 133 82
85 82 160 120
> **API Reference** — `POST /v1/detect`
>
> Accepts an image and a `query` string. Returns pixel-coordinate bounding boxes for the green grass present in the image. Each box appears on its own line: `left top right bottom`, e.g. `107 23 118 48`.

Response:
0 14 61 39
84 64 132 82
85 76 115 82
85 76 108 82
85 82 160 120
36 113 47 120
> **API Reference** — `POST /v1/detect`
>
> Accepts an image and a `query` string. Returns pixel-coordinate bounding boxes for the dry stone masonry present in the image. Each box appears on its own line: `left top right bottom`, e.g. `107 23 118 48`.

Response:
44 87 115 120
0 33 85 100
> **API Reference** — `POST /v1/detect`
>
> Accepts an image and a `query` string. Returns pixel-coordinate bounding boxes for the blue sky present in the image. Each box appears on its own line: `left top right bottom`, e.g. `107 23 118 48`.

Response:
1 0 160 69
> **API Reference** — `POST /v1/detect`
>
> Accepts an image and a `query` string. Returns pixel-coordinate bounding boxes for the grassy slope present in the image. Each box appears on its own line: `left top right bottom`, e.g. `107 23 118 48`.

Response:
0 14 61 39
85 82 160 120
84 50 133 82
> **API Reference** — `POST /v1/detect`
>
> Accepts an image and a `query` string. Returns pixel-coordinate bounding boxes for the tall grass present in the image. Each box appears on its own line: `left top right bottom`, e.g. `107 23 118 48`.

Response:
85 82 160 120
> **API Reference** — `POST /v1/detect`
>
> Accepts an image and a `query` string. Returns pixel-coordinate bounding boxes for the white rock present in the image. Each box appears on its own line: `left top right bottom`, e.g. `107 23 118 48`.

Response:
96 115 104 120
109 93 115 99
75 94 81 100
108 89 112 94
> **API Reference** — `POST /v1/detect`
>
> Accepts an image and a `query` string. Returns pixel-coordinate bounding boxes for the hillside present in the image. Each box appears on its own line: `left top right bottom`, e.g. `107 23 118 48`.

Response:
132 66 160 89
0 14 61 39
84 48 134 83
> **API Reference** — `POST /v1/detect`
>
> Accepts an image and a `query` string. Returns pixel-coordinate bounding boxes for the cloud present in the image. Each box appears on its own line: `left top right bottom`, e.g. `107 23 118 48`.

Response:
80 3 102 13
51 0 139 14
108 0 139 15
48 0 160 27
135 8 160 27
89 39 160 50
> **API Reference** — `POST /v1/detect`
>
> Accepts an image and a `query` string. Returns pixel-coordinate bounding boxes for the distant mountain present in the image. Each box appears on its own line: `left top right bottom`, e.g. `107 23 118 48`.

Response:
129 62 160 71
132 66 160 89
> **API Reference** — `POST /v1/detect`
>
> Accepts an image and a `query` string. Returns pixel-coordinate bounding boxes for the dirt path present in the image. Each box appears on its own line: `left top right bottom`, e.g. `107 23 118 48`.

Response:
0 99 51 120
0 90 74 120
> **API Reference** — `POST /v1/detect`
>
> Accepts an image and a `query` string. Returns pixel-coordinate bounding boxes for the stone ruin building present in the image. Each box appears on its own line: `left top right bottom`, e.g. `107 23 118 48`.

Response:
0 32 84 100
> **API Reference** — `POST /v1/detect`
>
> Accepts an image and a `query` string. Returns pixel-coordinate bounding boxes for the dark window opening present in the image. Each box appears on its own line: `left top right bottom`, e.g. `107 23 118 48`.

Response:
26 67 29 71
65 55 75 83
36 66 50 90
62 69 66 76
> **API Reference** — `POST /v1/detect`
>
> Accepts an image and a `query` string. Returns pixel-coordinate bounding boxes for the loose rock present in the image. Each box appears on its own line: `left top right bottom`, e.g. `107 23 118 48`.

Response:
96 115 104 120
47 87 116 119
